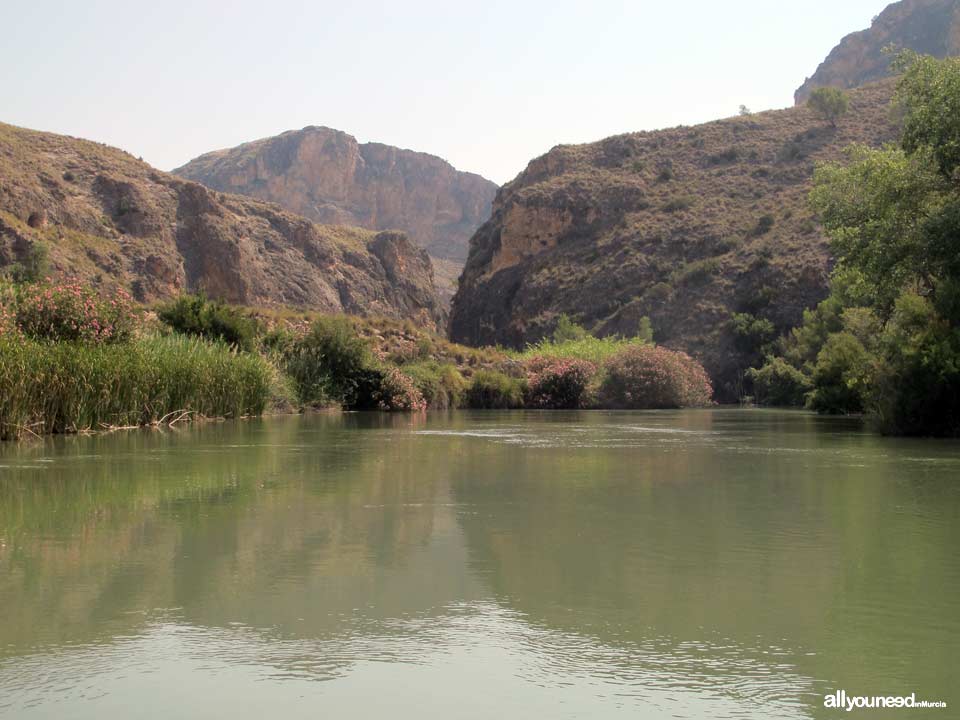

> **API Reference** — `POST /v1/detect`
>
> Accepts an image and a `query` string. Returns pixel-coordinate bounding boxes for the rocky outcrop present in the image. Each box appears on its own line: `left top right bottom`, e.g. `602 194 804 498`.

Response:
173 126 498 299
795 0 960 104
450 82 898 400
0 122 444 329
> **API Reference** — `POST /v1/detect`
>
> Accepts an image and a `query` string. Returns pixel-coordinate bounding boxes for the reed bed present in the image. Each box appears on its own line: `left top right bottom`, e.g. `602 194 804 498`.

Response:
0 335 273 440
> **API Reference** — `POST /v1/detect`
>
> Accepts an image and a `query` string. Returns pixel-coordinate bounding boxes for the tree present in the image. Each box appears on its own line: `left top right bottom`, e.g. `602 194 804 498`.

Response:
738 104 751 116
807 86 849 127
762 53 960 434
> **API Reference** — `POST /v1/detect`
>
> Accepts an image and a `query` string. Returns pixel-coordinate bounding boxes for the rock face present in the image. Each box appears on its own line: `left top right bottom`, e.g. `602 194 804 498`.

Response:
0 122 444 329
795 0 960 104
173 127 498 299
450 82 897 400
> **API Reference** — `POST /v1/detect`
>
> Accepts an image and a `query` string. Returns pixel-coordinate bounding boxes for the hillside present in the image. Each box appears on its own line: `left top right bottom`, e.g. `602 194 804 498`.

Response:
449 81 898 400
0 122 444 329
173 126 498 300
795 0 960 103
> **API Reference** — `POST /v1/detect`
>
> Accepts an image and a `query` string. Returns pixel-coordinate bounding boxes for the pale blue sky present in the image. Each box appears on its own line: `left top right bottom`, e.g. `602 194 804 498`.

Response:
1 1 888 184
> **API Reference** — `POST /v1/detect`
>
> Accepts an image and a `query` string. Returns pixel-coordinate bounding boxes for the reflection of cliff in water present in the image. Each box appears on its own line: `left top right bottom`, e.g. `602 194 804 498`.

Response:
0 413 484 677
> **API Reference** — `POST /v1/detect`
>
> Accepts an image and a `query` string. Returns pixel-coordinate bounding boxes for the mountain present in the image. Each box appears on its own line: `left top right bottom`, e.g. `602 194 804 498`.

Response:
0 122 444 328
173 127 498 300
449 81 897 399
795 0 960 103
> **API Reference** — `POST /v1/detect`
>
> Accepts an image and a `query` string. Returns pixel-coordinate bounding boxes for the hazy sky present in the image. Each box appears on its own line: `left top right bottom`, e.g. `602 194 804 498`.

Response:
2 1 888 184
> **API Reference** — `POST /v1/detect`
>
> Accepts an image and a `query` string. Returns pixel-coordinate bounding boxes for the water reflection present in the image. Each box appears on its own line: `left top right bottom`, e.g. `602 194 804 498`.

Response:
0 410 957 719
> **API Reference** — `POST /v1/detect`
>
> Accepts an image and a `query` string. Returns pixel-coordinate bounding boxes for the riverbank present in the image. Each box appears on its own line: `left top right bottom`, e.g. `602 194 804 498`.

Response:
0 284 709 440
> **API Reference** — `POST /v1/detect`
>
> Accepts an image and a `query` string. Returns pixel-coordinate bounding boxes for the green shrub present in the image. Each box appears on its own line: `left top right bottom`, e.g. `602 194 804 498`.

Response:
807 332 871 414
599 345 713 409
404 361 467 409
731 312 777 365
750 214 775 237
283 316 375 407
158 293 260 351
524 357 596 409
662 196 694 213
0 335 273 440
465 370 526 409
807 86 849 126
15 280 137 343
551 314 589 342
4 240 49 283
748 357 812 407
670 258 720 286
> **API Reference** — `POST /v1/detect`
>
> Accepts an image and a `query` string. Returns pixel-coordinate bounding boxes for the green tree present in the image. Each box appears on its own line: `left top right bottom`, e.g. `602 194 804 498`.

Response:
807 86 850 127
776 53 960 434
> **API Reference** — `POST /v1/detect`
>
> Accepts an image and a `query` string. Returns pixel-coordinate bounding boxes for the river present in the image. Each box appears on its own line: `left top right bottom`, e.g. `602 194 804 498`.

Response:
0 410 957 718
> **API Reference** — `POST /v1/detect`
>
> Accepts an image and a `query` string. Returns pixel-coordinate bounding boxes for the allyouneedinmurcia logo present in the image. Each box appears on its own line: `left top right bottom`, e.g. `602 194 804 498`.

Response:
824 690 947 712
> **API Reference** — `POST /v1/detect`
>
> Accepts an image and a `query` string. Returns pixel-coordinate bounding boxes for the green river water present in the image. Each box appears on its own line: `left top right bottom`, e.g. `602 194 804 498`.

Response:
0 409 957 718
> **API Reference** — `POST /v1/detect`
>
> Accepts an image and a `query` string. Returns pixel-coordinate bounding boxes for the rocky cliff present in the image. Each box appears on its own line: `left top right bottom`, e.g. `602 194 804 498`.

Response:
795 0 960 103
0 122 444 328
173 127 498 299
449 82 897 399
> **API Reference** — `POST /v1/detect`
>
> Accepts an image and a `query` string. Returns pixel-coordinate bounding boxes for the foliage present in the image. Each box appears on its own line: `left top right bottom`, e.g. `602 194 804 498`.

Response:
778 53 960 433
810 144 947 315
807 86 849 126
894 51 960 179
0 283 17 338
0 335 273 440
747 357 813 407
730 312 777 370
551 314 589 343
403 361 467 410
516 326 653 366
373 368 426 411
158 293 261 352
866 292 960 435
465 370 526 409
524 356 596 409
283 316 375 407
670 258 720 286
750 214 775 237
14 280 137 343
599 345 713 409
3 240 49 283
806 333 871 414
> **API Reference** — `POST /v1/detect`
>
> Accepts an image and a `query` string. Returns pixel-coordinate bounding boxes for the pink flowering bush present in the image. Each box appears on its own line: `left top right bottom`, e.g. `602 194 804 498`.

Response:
15 280 138 343
599 345 713 408
0 285 18 339
374 367 427 411
524 356 597 408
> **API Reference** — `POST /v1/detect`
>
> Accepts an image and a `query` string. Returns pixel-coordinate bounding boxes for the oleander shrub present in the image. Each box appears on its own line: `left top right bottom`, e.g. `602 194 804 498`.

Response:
524 356 596 409
158 293 260 352
0 284 17 339
599 345 713 408
373 368 427 411
465 370 526 409
15 281 137 343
